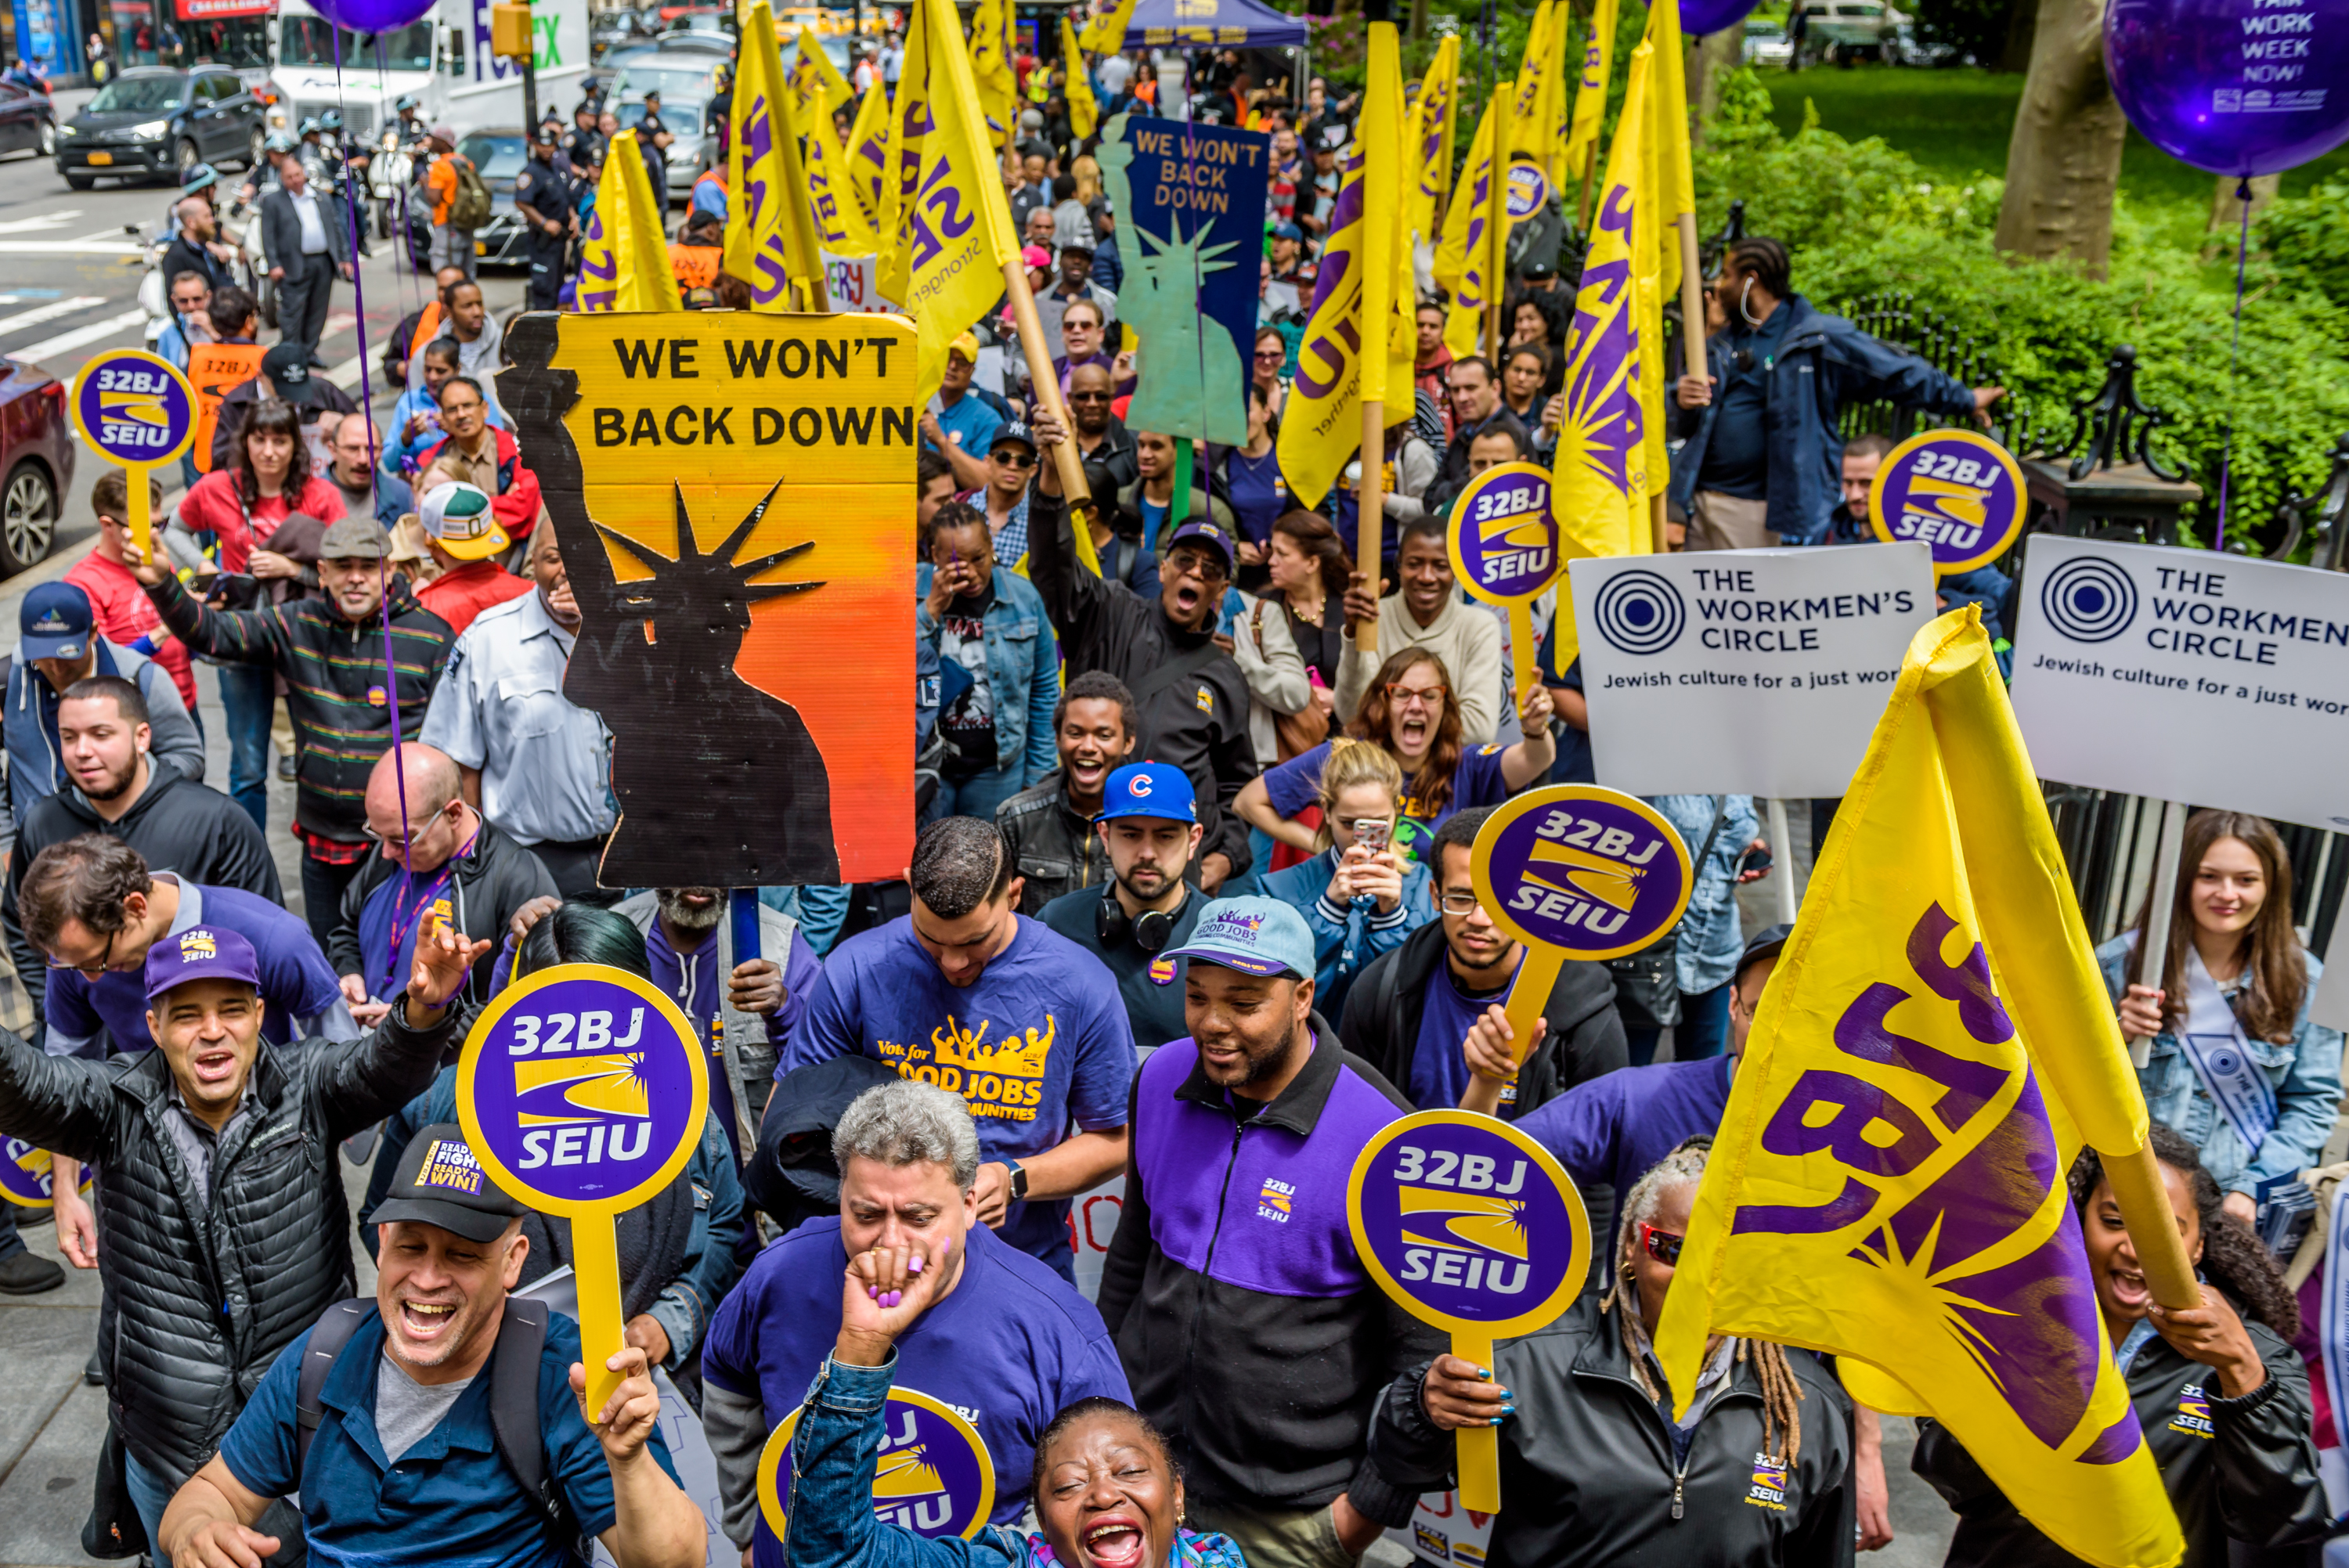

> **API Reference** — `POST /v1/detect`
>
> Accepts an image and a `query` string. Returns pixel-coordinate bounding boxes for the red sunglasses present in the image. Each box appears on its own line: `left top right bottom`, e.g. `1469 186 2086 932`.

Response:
1639 1222 1684 1267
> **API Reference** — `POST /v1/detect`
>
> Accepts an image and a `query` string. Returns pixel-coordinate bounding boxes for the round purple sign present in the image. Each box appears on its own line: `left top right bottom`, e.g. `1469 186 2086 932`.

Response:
1682 0 1761 34
0 1138 88 1209
70 348 197 470
1348 1111 1588 1338
2105 0 2349 176
1867 429 2026 577
758 1386 998 1541
1447 461 1561 607
1505 160 1550 221
1469 786 1693 961
456 964 707 1216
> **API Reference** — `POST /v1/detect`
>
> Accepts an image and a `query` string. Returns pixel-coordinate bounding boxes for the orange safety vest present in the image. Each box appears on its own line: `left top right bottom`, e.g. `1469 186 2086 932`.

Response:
408 300 443 361
187 341 268 474
669 241 721 290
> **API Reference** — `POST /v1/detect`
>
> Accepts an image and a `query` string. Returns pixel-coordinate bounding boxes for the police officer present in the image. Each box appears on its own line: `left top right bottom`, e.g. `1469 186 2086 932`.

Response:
558 99 604 183
636 90 672 207
391 93 426 149
514 124 573 312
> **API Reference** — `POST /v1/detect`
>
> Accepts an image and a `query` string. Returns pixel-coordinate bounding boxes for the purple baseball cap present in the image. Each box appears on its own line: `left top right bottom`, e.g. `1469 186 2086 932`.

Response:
143 925 262 1002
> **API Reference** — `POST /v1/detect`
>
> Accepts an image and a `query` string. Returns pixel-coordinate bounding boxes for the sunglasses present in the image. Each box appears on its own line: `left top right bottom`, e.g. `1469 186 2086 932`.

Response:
1164 549 1229 582
1639 1222 1684 1267
1255 348 1284 362
1067 391 1113 404
992 450 1037 468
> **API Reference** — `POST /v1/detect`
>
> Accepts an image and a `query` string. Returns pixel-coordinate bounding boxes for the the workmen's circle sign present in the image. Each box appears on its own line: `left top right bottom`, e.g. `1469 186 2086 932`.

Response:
71 348 197 469
757 1386 997 1542
0 1139 90 1209
1867 429 2026 576
456 964 707 1217
1348 1111 1588 1339
1470 786 1693 961
1447 462 1561 607
1505 160 1550 221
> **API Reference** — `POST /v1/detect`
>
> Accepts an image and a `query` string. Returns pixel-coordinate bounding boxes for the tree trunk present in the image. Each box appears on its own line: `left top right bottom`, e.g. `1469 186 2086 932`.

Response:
1409 0 1428 42
1993 0 2127 276
1998 0 2037 72
1692 24 1745 135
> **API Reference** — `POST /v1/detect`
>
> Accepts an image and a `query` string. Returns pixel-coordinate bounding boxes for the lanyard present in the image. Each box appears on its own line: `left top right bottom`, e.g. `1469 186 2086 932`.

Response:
378 832 474 998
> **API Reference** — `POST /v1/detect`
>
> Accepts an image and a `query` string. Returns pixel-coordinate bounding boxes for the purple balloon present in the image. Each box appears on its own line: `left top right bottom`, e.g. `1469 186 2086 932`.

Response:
2105 0 2349 176
305 0 436 34
1682 0 1760 35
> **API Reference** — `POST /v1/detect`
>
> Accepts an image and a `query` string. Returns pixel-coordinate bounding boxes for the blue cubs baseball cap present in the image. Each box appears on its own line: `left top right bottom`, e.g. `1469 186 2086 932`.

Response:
20 582 92 661
143 925 262 1003
1097 761 1196 824
1165 896 1315 980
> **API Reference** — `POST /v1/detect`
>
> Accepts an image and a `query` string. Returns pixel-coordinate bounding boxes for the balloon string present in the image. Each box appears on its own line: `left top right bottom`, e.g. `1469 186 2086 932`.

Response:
2214 176 2252 554
330 26 411 878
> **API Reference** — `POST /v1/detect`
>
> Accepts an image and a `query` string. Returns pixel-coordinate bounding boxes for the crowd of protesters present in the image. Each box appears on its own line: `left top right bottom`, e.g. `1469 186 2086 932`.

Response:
0 16 2336 1568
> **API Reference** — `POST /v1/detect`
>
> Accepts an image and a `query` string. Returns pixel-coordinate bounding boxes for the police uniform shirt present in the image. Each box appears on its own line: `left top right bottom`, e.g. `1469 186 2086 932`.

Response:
513 159 572 237
636 111 667 171
560 125 603 171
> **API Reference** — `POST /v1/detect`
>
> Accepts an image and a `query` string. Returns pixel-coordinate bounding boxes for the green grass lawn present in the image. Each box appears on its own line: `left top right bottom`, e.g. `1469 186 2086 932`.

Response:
1755 63 2349 218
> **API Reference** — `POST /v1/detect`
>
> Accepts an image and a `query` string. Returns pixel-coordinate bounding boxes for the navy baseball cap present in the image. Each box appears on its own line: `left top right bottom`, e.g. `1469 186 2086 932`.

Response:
1167 517 1234 570
143 925 262 1003
991 420 1037 456
1097 762 1196 824
371 1123 528 1243
1271 221 1304 242
20 582 92 661
1166 896 1315 980
1736 922 1793 984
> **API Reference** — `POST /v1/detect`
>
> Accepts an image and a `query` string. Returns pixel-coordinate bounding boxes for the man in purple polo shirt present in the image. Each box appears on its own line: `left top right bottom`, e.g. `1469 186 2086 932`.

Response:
1096 895 1445 1568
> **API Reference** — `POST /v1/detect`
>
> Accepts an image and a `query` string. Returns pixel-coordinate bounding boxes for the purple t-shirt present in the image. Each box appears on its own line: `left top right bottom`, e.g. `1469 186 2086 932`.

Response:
701 1216 1130 1563
1261 740 1513 863
1514 1054 1736 1199
777 915 1136 1263
1407 964 1509 1111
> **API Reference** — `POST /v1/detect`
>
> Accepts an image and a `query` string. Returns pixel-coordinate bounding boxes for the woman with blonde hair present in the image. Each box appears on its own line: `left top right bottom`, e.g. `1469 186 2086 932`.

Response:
2101 808 2344 1224
1258 737 1434 1018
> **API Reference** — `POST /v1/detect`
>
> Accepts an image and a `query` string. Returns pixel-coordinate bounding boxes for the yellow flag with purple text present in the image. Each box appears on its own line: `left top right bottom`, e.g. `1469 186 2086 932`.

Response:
969 0 1018 146
789 27 855 124
1564 0 1618 181
1432 91 1506 360
577 130 681 313
1405 34 1460 244
1062 16 1098 139
802 85 877 257
844 84 889 226
724 2 817 305
885 0 1020 402
1655 611 2181 1568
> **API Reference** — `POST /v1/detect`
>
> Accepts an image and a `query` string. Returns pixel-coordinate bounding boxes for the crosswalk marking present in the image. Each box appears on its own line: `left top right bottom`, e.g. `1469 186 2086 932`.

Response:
0 296 108 336
9 307 150 364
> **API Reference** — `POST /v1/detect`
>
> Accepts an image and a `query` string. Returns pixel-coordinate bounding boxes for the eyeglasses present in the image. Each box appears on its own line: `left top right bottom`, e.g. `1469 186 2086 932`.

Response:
1254 348 1285 362
1164 549 1229 583
992 450 1037 469
1067 391 1113 405
363 817 439 855
1384 683 1446 708
1639 1222 1684 1267
1437 892 1482 916
46 925 117 977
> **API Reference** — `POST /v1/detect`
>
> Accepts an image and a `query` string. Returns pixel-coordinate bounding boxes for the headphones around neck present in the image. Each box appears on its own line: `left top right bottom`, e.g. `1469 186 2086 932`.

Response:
1097 886 1178 953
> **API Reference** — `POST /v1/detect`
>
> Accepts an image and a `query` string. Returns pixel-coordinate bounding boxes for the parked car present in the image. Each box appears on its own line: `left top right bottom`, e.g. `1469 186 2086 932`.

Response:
655 24 738 56
1742 18 1794 65
0 359 74 574
56 66 265 188
610 51 726 200
405 128 532 271
1794 0 1900 63
0 79 57 159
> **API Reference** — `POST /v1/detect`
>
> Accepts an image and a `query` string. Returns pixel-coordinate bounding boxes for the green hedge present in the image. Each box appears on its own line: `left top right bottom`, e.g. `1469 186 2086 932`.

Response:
1697 69 2349 553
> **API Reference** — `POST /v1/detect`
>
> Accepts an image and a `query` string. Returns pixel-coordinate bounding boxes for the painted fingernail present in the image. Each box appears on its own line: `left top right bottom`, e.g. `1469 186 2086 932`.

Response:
882 1290 902 1307
1498 1387 1513 1398
907 1256 924 1274
1476 1366 1489 1379
866 1286 879 1299
1489 1415 1506 1426
1500 1403 1516 1414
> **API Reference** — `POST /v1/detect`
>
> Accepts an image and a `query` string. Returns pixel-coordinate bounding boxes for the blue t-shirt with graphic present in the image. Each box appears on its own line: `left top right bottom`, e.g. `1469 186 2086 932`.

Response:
701 1217 1131 1568
777 915 1137 1263
1261 739 1514 863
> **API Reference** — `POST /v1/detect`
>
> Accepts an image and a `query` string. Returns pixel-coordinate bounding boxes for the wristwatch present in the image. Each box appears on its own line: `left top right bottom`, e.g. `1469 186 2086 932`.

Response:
1007 1160 1030 1202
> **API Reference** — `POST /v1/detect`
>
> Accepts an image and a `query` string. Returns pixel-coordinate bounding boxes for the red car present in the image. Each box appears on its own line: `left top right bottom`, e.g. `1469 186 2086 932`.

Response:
0 359 74 575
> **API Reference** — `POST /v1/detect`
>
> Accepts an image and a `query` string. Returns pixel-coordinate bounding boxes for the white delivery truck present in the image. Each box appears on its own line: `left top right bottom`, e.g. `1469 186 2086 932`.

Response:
262 0 590 140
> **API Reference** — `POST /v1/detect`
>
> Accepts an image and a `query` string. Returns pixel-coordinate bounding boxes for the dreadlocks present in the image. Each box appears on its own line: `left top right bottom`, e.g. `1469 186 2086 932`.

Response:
1604 1138 1810 1464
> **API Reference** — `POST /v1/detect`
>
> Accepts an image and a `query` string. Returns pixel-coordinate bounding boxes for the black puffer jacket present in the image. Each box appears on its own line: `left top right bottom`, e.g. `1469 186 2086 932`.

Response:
0 1003 456 1483
1370 1297 1856 1568
1337 919 1626 1116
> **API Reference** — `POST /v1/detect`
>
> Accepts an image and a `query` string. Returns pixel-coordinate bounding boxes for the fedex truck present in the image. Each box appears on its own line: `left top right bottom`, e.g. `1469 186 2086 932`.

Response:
262 0 590 139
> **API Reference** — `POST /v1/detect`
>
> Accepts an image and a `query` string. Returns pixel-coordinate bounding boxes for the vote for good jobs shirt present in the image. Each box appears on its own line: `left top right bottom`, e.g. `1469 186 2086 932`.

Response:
702 1217 1131 1568
777 914 1138 1263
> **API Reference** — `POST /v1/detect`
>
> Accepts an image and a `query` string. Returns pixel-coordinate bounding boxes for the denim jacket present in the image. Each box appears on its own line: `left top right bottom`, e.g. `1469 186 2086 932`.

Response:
2095 935 2345 1197
1261 847 1437 1022
915 564 1061 789
783 1353 1247 1568
1649 794 1760 996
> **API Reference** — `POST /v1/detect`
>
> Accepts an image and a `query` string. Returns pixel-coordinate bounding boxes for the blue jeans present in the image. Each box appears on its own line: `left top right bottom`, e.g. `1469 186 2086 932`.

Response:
926 767 1027 825
124 1452 176 1568
1625 980 1733 1066
215 663 275 831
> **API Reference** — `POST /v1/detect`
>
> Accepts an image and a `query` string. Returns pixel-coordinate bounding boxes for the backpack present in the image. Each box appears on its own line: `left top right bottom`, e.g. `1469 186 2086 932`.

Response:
295 1298 588 1562
447 157 494 231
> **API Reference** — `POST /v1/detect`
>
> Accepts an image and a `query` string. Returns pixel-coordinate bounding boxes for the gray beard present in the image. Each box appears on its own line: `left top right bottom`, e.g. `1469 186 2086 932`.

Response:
656 889 723 933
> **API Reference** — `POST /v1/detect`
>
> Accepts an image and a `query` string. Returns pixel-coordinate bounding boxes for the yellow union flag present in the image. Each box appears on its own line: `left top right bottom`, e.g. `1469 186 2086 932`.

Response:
843 84 890 226
969 0 1018 144
1432 91 1505 361
1063 16 1099 140
1655 610 2182 1568
726 2 822 306
803 88 878 257
577 130 680 313
885 0 1019 403
1405 34 1460 244
1564 0 1618 181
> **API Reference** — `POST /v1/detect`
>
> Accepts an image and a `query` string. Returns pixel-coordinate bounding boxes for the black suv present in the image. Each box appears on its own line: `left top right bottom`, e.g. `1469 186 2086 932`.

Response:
57 67 265 188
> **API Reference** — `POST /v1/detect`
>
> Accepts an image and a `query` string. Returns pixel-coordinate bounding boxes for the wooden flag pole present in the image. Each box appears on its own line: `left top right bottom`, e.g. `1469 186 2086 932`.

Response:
1000 257 1100 572
1357 402 1386 653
